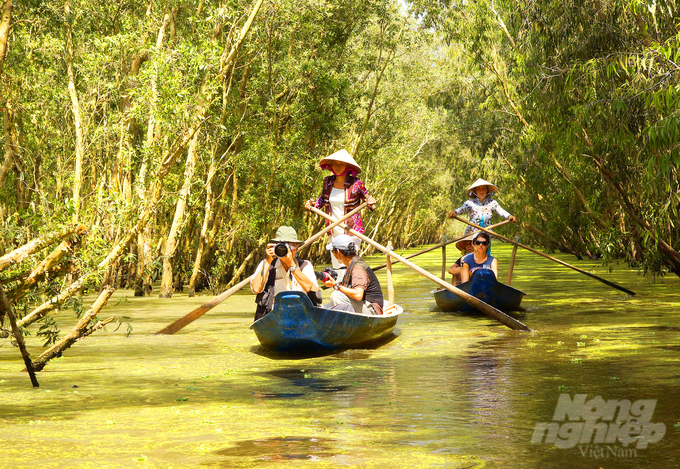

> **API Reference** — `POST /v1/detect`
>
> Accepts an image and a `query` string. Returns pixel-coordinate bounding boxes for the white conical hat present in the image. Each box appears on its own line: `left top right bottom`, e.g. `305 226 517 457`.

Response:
466 178 498 198
319 149 362 174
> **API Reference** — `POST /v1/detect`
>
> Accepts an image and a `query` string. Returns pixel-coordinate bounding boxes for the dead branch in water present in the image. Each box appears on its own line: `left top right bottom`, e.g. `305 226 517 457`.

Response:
31 286 115 372
0 224 87 273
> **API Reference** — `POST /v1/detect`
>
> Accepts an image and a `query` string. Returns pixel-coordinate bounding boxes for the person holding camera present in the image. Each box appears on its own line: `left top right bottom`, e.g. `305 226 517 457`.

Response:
322 234 384 315
250 226 321 321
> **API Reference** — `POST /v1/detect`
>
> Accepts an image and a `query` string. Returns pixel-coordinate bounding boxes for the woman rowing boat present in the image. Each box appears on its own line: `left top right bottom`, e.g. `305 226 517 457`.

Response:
447 179 516 235
305 149 376 269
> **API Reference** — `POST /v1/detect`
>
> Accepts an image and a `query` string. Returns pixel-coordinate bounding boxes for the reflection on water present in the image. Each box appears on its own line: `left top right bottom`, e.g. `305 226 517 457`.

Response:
213 436 335 462
0 242 679 467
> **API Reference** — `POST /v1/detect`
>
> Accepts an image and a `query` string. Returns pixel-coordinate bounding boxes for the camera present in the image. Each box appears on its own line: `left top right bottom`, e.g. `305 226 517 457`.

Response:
273 242 290 258
315 267 338 282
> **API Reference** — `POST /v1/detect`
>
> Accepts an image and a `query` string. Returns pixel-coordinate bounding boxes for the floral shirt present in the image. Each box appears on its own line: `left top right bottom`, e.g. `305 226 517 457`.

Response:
314 174 373 234
454 198 512 235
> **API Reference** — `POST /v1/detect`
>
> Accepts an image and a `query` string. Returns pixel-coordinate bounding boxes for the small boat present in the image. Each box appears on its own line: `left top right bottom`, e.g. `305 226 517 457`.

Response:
250 291 403 353
432 269 526 313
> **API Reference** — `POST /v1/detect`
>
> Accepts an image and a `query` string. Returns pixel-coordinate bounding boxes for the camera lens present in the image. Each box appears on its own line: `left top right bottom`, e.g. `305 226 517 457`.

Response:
274 242 289 258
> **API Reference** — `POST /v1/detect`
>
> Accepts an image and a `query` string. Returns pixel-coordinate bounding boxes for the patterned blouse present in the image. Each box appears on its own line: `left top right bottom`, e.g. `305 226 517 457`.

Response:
454 197 512 235
313 174 373 234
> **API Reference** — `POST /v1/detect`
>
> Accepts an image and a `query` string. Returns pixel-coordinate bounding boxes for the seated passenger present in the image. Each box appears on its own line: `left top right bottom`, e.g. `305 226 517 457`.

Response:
322 234 384 315
460 232 498 282
448 234 475 284
250 226 321 321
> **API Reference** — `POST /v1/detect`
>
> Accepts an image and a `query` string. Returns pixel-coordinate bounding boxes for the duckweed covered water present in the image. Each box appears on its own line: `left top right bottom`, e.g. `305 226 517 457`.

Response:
1 242 679 468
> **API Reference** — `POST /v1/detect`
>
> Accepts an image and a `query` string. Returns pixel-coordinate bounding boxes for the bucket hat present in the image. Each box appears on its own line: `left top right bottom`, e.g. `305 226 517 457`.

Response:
271 226 304 243
319 149 362 174
466 178 498 198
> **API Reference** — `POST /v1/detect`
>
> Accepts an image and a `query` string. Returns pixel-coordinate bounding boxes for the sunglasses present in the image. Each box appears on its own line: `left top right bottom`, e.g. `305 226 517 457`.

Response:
474 240 489 246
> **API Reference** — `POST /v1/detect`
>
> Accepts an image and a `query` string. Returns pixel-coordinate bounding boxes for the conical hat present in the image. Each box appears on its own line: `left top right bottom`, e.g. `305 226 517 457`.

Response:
466 178 498 198
319 149 362 174
455 234 475 252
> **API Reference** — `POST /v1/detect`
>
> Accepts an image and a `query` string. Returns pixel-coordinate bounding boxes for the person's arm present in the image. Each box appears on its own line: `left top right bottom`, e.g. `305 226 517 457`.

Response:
325 277 365 301
354 179 376 210
448 263 461 276
250 245 276 293
491 258 498 278
308 176 332 209
460 261 470 282
250 260 269 294
492 200 517 222
448 200 471 219
278 251 318 293
325 265 367 301
295 259 320 293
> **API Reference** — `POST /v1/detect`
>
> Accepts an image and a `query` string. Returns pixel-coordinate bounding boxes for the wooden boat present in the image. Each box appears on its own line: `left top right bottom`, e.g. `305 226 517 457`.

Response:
432 269 526 313
250 291 403 353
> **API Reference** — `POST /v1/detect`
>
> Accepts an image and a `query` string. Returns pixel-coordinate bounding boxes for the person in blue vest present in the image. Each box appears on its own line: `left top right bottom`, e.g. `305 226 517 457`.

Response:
321 234 384 315
250 226 321 321
460 232 498 282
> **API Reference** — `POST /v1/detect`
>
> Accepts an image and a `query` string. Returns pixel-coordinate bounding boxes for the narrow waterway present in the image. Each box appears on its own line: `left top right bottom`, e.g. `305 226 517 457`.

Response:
1 241 679 468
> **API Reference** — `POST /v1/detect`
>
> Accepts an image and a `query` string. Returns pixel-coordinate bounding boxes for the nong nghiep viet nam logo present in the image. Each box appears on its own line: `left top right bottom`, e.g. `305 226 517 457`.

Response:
531 394 666 451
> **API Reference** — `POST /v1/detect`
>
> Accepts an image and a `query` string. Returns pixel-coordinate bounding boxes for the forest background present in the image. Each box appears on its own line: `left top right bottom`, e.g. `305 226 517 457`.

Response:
0 0 679 350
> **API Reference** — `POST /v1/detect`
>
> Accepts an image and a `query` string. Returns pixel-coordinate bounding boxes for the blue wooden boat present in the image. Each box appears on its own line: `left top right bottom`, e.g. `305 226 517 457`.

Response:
250 291 403 353
432 269 526 313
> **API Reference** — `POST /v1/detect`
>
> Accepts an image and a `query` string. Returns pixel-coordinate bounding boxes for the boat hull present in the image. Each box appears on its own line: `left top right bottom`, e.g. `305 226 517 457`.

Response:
433 270 525 313
250 291 402 353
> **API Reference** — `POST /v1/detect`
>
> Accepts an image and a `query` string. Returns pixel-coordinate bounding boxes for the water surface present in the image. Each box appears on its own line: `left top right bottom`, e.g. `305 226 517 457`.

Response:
1 242 679 468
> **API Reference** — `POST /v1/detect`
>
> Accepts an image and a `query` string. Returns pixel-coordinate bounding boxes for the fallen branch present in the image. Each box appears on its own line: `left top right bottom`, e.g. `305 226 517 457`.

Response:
31 286 115 372
17 276 86 328
0 225 86 273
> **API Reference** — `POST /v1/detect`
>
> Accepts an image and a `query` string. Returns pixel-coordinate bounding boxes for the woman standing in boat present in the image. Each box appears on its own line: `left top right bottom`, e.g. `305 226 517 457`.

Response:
460 232 498 282
305 149 376 268
447 179 516 235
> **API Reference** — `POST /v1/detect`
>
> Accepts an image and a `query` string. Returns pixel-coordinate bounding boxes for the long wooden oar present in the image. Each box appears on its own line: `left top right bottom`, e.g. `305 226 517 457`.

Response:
371 219 512 272
308 206 530 332
451 215 636 296
156 202 369 334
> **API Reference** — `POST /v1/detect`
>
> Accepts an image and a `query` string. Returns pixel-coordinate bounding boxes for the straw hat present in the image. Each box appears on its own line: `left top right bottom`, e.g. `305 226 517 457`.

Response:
319 149 362 174
271 226 304 243
455 234 475 252
466 178 498 198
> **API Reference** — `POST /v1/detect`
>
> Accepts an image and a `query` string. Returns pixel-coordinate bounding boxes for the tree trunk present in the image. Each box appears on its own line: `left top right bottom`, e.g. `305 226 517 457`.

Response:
0 0 12 76
0 98 15 189
65 6 85 224
159 122 201 298
134 12 171 296
20 121 203 328
188 162 217 296
353 16 406 157
0 284 39 387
